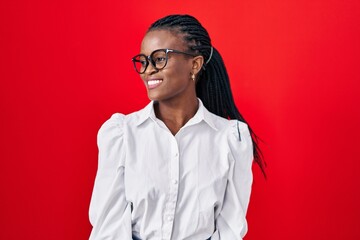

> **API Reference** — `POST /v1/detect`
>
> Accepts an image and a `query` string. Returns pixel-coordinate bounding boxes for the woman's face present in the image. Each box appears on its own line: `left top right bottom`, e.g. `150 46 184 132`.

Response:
139 30 195 102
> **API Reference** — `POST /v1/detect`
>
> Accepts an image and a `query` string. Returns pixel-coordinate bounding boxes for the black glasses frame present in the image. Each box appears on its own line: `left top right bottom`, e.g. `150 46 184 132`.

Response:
131 48 196 74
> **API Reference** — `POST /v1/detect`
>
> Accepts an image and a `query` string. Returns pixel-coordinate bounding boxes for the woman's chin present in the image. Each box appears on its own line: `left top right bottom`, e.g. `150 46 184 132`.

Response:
147 92 161 101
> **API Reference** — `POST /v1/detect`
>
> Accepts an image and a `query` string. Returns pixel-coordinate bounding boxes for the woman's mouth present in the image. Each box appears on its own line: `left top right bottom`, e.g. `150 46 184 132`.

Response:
147 79 163 89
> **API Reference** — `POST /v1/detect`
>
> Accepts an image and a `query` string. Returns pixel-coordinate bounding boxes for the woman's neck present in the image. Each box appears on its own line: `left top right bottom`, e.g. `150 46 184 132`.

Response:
154 97 199 135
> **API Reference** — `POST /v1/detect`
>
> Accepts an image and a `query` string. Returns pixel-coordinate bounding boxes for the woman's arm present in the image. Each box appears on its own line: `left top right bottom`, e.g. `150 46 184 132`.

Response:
214 121 253 239
89 113 132 240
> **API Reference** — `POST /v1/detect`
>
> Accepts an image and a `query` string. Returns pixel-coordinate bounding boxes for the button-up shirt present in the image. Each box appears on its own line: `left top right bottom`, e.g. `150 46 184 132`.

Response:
89 99 253 240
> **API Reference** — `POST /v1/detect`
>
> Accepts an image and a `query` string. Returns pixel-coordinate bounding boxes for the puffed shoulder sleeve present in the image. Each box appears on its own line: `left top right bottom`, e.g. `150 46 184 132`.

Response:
215 121 253 240
89 113 132 240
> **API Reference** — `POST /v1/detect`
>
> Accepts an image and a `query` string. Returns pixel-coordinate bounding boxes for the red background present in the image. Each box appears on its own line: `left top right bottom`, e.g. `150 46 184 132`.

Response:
1 0 359 239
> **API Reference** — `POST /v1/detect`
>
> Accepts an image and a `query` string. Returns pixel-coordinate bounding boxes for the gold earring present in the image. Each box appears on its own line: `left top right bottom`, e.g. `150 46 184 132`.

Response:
191 74 195 81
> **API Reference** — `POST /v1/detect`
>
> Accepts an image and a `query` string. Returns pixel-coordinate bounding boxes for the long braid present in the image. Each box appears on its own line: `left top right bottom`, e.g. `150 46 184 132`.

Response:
149 14 266 177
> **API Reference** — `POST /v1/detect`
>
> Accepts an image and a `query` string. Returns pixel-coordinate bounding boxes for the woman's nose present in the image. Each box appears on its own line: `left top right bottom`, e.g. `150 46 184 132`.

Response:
144 60 158 75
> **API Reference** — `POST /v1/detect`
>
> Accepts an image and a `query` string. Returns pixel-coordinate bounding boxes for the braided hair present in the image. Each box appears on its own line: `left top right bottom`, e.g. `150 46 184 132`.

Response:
148 14 266 177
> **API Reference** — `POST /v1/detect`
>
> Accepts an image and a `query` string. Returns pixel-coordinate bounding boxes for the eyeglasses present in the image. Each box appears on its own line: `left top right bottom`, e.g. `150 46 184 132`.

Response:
131 48 196 74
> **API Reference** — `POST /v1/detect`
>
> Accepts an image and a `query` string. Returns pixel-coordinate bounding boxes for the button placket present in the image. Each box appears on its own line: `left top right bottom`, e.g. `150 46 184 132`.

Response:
162 137 180 240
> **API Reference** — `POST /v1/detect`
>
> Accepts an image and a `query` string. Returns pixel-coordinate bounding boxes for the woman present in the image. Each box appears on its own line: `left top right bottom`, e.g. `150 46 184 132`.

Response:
89 14 265 240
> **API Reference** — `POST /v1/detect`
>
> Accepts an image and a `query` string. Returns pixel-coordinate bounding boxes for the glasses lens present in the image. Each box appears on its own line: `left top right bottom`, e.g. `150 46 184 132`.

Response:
133 55 148 73
151 50 167 70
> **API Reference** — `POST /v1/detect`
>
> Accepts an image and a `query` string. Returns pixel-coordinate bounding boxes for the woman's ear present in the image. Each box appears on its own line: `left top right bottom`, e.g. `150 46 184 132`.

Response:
192 55 204 75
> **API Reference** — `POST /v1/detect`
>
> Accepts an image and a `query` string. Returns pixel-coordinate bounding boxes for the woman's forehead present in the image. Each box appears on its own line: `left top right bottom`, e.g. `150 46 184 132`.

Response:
140 30 186 54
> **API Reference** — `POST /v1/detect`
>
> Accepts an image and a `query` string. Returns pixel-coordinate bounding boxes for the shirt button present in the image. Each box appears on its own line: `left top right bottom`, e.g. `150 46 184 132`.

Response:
172 179 178 184
175 153 178 157
167 216 173 221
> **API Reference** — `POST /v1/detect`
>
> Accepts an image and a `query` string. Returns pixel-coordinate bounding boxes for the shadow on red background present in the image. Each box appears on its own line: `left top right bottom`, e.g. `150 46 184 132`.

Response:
1 0 359 239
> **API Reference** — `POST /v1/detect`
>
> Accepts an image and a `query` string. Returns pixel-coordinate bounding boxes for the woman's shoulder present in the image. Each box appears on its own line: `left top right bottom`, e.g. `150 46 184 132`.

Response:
99 104 151 133
99 113 125 133
97 113 126 148
206 110 250 136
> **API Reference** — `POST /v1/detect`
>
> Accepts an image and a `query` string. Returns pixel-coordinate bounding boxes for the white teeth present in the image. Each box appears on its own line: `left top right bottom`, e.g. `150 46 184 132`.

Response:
148 80 163 86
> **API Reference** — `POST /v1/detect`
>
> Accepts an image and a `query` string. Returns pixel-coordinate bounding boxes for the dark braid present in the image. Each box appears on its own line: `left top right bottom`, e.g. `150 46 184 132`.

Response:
149 14 266 177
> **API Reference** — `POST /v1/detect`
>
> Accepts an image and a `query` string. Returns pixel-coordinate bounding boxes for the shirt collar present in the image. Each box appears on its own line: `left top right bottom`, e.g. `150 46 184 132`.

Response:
135 99 218 131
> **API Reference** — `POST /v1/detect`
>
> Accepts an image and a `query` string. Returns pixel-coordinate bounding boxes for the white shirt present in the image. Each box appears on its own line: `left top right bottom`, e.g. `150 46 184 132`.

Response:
89 99 253 240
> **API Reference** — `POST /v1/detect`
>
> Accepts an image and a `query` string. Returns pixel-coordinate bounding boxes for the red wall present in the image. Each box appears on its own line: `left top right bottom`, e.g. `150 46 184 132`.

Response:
1 0 359 239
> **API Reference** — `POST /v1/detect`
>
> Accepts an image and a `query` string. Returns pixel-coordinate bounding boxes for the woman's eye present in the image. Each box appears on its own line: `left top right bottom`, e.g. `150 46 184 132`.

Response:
140 60 147 66
155 57 166 63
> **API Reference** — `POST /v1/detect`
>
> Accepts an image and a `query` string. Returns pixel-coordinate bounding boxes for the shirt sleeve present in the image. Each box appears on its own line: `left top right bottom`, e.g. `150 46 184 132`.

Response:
89 113 132 240
215 120 254 240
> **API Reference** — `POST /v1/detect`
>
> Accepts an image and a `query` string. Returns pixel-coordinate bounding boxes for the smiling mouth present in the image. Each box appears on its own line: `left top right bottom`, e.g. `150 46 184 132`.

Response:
147 79 163 89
